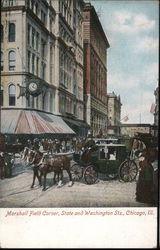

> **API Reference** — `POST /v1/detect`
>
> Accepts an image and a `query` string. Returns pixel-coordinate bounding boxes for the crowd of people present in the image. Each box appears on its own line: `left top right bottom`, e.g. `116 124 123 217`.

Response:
26 137 88 154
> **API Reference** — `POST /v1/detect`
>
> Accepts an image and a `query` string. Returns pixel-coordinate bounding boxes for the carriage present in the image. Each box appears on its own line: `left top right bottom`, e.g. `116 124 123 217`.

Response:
71 142 138 184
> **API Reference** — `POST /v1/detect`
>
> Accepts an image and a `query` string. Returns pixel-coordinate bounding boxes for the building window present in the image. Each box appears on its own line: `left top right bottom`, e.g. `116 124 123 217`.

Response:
8 23 15 42
8 50 16 70
42 92 47 110
41 62 46 80
41 40 45 58
28 51 30 72
0 86 4 106
27 24 31 45
9 84 16 106
41 10 46 25
50 46 53 82
32 54 35 74
32 28 35 48
1 51 4 71
31 0 34 11
36 32 39 51
35 2 39 15
50 93 53 112
36 57 39 76
27 94 30 107
9 0 16 6
1 24 3 42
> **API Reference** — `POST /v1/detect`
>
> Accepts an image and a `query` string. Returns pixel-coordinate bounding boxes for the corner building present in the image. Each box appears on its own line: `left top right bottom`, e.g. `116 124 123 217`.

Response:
1 0 86 137
83 3 110 137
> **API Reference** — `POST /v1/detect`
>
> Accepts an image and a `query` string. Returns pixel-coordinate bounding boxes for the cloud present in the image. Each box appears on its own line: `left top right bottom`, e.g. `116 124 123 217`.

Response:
121 90 155 123
142 63 158 85
135 36 158 53
108 11 155 34
108 72 140 92
133 14 155 32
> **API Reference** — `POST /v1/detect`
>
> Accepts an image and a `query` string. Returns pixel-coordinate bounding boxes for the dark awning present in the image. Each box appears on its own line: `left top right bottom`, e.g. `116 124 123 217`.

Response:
0 108 75 135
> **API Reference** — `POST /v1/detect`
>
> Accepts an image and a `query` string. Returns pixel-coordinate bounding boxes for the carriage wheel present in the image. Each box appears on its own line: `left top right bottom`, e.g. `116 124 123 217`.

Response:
119 160 138 182
84 165 98 185
70 163 83 181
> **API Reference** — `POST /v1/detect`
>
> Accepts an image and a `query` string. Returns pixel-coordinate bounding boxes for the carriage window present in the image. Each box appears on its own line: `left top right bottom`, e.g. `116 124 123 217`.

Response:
108 147 116 160
9 84 16 106
99 148 105 159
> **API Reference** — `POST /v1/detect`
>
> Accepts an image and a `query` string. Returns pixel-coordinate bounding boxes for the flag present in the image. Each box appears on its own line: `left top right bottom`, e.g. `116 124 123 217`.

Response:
123 115 129 122
150 103 156 114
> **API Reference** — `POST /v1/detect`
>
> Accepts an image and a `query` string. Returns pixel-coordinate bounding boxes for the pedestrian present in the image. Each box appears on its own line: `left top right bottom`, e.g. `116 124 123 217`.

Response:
66 140 70 152
61 140 66 152
0 152 5 179
136 148 157 205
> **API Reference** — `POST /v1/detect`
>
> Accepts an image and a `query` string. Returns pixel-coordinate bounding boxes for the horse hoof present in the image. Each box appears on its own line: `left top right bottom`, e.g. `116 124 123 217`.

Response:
68 181 73 187
42 188 46 191
57 180 63 188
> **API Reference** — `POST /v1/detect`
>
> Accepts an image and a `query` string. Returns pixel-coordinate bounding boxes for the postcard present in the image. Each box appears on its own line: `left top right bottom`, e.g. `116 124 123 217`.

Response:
0 0 158 248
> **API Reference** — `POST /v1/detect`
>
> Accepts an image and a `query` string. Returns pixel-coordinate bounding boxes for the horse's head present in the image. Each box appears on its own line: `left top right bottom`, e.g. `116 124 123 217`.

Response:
27 149 36 164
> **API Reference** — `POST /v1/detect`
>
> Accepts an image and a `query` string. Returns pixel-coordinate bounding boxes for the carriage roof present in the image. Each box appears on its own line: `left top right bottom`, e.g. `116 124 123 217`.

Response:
96 143 126 148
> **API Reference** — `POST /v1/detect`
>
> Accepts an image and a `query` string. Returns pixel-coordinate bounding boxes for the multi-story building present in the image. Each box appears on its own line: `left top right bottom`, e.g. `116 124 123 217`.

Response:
83 2 110 137
1 0 85 137
107 92 122 137
154 86 159 137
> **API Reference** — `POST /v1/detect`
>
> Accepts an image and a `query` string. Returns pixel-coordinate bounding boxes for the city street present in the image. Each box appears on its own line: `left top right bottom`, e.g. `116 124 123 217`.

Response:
0 156 152 208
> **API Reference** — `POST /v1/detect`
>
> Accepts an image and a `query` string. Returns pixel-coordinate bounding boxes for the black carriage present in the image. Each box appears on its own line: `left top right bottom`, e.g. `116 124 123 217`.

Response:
71 142 138 185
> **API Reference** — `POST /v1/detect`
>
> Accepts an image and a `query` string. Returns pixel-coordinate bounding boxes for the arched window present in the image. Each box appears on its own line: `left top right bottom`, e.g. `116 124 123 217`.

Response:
1 51 4 71
0 86 4 106
8 51 16 70
8 23 15 42
9 0 16 7
1 24 3 42
9 84 16 106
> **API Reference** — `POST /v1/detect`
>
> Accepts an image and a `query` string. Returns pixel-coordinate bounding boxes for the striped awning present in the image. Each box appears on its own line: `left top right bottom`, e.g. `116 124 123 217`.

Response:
0 108 75 135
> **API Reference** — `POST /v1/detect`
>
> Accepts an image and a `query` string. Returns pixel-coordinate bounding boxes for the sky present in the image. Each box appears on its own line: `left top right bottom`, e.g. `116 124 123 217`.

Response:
88 0 159 124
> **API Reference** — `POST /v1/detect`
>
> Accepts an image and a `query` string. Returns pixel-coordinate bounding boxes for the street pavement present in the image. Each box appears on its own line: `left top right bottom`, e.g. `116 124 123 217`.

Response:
0 156 153 208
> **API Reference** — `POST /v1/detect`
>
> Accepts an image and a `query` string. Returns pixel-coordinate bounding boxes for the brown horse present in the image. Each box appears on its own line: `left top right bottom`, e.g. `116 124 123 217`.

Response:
28 150 73 191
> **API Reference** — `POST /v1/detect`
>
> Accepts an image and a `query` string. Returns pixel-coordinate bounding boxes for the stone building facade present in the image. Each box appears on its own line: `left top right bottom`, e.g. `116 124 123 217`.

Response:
107 92 122 137
83 3 110 137
1 0 86 137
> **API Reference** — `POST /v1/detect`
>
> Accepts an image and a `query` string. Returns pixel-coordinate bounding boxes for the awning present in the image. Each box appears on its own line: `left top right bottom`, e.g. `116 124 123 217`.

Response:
0 108 75 135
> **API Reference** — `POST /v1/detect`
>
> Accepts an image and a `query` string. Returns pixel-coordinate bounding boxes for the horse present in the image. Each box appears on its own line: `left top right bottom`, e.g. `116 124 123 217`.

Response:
27 150 73 191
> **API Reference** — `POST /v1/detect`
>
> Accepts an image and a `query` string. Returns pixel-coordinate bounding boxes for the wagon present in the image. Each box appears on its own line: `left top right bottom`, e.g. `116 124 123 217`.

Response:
71 143 138 184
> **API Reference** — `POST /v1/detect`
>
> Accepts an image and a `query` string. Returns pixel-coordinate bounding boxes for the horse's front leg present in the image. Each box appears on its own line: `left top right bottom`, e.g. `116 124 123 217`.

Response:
53 171 57 185
42 172 47 191
66 169 73 187
39 171 42 186
31 168 36 188
57 170 63 188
